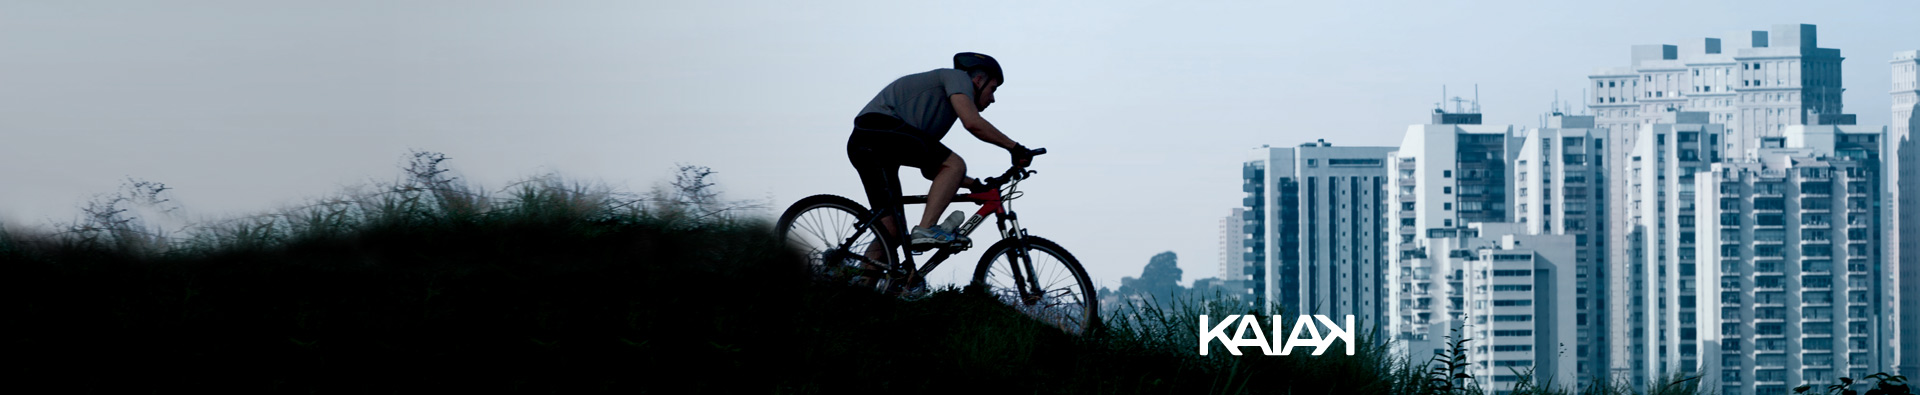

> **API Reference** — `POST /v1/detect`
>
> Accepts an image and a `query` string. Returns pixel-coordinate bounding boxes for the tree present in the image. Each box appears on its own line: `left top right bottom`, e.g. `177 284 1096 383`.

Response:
1118 251 1185 303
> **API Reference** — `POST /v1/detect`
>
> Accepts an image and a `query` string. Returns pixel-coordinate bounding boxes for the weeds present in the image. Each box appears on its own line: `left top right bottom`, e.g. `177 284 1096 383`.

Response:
0 150 1850 394
1418 330 1480 395
1795 372 1914 395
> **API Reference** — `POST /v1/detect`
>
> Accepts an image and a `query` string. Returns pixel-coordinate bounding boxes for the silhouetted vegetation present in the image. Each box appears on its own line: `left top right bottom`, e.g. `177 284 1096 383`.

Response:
6 151 1890 393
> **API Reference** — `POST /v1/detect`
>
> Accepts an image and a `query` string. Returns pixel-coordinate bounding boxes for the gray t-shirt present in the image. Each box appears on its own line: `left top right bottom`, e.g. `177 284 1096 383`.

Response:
857 68 975 140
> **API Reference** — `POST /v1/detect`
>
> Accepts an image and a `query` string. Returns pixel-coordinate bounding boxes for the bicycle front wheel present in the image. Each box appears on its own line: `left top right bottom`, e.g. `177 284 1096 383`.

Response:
971 236 1098 336
774 194 894 291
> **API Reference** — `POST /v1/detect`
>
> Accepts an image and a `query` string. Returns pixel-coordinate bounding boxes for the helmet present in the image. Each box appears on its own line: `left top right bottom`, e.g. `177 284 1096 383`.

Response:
952 52 1003 84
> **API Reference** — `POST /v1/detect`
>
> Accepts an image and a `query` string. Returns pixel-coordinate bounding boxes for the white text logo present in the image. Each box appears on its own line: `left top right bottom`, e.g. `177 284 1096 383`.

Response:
1198 315 1355 356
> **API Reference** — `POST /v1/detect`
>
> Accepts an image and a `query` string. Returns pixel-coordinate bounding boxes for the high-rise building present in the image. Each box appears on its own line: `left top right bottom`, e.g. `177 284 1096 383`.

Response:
1512 114 1613 384
1892 49 1920 377
1242 141 1394 330
1588 24 1845 163
1219 207 1249 305
1386 111 1520 357
1609 111 1724 387
1457 223 1580 394
1698 123 1895 395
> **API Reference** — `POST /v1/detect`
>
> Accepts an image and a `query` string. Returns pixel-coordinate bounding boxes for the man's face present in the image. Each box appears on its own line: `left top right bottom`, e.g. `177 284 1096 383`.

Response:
974 77 1000 112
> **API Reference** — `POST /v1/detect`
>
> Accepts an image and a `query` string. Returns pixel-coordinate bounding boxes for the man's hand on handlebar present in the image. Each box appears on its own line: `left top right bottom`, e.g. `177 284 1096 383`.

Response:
1009 144 1036 168
979 147 1046 189
963 177 991 194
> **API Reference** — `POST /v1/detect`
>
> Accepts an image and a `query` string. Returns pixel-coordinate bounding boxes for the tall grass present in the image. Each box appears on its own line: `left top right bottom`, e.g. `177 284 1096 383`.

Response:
0 152 1842 394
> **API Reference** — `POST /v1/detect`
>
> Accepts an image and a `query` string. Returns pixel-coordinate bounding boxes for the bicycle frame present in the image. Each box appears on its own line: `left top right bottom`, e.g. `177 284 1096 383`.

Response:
836 176 1037 292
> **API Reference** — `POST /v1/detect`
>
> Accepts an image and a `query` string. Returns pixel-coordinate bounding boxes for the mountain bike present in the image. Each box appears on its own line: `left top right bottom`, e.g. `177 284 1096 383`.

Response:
774 148 1098 335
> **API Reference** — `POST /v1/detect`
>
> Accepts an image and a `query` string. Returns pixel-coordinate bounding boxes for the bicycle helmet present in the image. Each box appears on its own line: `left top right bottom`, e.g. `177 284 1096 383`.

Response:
953 52 1003 84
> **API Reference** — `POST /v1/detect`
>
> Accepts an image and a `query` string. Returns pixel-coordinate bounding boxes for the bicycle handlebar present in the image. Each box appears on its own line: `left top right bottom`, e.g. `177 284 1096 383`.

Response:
981 147 1046 188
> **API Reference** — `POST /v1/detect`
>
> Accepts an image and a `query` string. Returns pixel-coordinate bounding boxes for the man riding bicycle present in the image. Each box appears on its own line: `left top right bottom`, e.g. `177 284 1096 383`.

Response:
847 52 1033 258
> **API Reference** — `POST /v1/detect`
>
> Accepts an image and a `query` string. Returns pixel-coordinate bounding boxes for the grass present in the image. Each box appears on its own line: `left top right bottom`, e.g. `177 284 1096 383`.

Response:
0 155 1792 394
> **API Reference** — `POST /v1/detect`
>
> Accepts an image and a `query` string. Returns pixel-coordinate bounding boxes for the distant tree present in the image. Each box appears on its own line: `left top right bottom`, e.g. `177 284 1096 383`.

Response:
1118 251 1185 303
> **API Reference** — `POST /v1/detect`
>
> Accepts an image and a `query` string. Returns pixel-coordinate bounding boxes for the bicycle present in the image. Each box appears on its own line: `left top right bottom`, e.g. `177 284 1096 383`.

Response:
774 148 1098 335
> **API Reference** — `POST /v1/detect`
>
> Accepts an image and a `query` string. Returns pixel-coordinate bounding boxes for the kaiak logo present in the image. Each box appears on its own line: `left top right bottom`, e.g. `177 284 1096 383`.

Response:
1198 315 1356 356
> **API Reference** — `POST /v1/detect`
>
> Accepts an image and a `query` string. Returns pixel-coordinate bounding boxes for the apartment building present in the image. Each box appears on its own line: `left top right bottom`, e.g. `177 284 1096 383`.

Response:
1386 111 1519 358
1242 141 1394 331
1512 114 1613 384
1588 24 1845 164
1457 223 1579 394
1698 123 1895 395
1892 49 1920 377
1219 207 1250 305
1609 111 1724 386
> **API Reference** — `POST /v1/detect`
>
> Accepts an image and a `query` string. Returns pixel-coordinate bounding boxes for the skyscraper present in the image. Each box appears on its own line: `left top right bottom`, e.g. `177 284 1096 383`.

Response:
1386 110 1519 356
1609 112 1724 385
1699 123 1895 395
1512 114 1613 384
1588 24 1845 163
1219 207 1250 305
1242 141 1394 330
1892 49 1920 378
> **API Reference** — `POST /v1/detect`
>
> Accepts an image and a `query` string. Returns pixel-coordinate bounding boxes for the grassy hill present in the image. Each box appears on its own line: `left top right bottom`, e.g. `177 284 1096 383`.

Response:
1 159 1739 394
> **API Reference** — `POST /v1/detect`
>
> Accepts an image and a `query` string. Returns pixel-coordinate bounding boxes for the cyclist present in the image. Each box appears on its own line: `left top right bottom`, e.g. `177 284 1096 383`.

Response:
847 52 1033 257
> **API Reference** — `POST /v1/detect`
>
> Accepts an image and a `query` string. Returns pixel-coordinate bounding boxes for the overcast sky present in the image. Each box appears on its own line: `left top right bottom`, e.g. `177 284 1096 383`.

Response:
3 0 1917 289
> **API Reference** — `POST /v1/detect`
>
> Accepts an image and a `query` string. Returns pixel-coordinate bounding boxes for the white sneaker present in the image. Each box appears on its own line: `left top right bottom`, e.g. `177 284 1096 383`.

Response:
909 225 968 249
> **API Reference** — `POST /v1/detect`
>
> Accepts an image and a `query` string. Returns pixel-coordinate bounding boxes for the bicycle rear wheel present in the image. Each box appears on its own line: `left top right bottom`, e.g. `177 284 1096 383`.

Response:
774 194 895 291
971 236 1098 335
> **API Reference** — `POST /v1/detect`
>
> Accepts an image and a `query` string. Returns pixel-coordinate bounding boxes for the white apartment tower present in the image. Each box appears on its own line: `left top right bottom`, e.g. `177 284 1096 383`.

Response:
1386 111 1518 356
1512 114 1612 384
1893 49 1920 377
1589 24 1845 164
1242 142 1394 330
1610 112 1724 387
1219 207 1249 304
1698 124 1895 395
1458 223 1580 394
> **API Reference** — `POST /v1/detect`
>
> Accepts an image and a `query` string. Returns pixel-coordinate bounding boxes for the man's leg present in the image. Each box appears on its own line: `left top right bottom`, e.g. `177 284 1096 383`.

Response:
920 153 966 229
848 133 906 267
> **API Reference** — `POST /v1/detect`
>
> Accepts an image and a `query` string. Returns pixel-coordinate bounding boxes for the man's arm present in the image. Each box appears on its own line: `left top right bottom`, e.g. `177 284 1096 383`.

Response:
950 93 1019 150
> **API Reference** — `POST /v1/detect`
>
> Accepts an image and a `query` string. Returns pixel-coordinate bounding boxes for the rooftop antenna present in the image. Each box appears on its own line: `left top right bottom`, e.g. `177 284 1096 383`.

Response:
1552 90 1563 116
1473 84 1480 113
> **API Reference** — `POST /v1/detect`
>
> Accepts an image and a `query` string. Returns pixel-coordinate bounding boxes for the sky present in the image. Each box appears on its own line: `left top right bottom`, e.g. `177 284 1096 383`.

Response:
3 0 1918 290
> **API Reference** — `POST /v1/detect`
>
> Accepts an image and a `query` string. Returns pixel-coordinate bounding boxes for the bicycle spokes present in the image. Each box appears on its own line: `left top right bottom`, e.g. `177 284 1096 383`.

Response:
982 244 1090 334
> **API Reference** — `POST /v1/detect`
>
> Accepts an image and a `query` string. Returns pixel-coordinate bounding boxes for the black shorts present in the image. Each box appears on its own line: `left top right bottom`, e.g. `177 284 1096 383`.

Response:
846 113 952 233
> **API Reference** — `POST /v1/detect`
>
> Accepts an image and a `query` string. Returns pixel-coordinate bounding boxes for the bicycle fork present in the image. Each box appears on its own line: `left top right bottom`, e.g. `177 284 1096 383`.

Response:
993 215 1046 305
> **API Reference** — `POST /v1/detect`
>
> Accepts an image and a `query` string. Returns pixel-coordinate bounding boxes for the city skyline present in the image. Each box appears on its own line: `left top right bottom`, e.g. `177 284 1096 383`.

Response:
1218 22 1918 392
